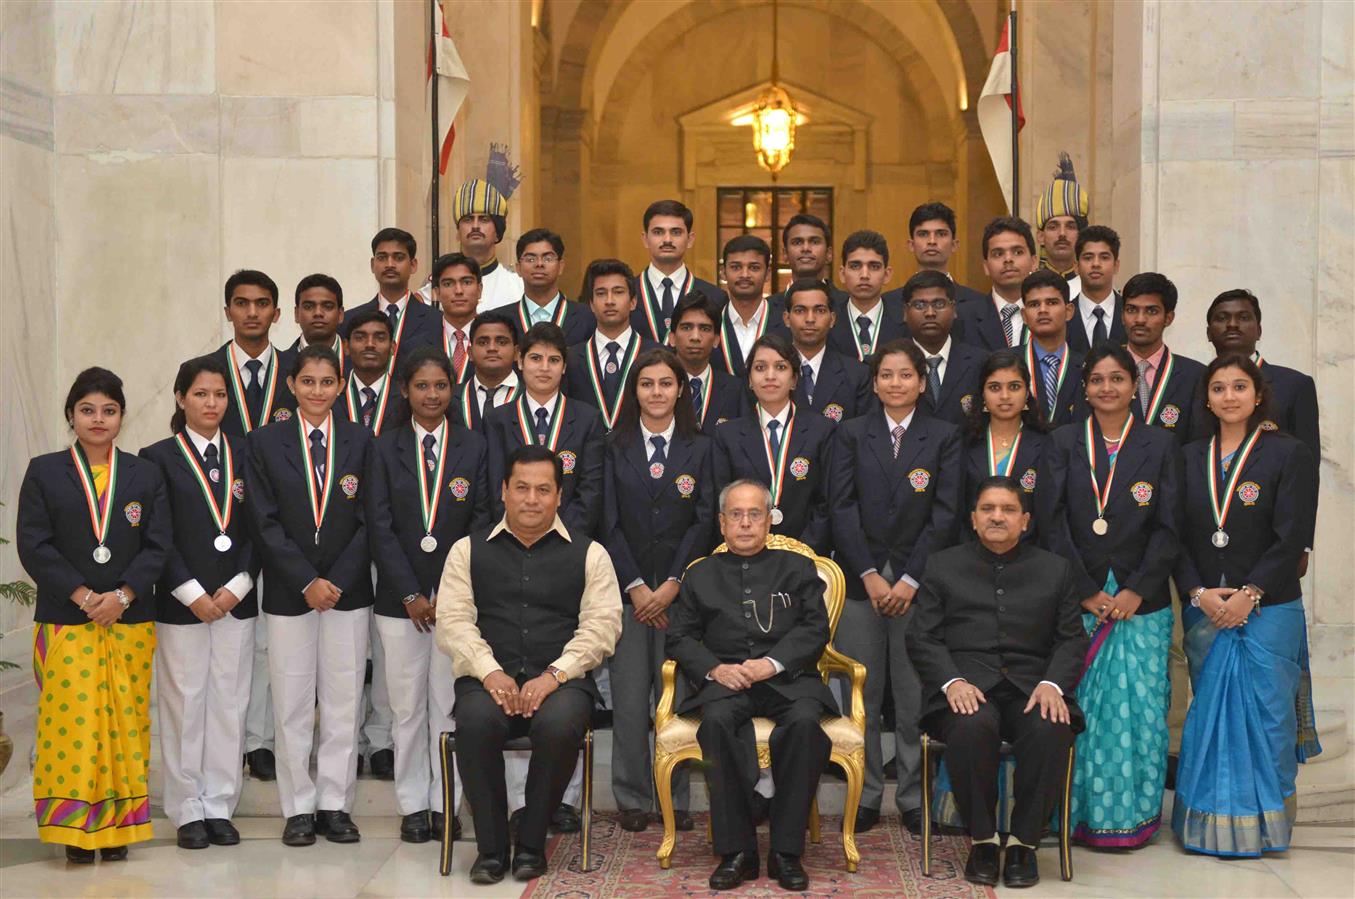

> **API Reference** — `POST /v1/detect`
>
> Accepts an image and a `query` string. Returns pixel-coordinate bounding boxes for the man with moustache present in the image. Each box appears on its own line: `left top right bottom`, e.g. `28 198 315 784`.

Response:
956 218 1039 352
1120 272 1204 443
1033 154 1088 296
908 476 1087 889
342 229 442 361
713 235 783 379
768 214 848 307
902 270 986 428
669 293 748 435
453 178 525 312
432 253 483 385
1068 225 1126 354
631 199 724 344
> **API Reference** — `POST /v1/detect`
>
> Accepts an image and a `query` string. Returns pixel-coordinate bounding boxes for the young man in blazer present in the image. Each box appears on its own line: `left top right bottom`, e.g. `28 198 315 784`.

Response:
828 230 909 362
565 258 658 429
767 213 848 308
902 270 986 428
956 218 1039 352
432 252 483 385
1020 270 1087 428
509 228 596 346
454 311 521 435
669 293 748 435
1121 271 1205 443
342 228 443 361
631 199 724 344
889 202 989 306
784 280 874 424
1068 225 1126 354
280 273 347 379
211 269 297 438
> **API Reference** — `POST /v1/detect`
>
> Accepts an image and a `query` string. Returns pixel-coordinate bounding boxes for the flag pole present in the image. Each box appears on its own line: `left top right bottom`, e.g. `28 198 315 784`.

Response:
430 0 441 259
1009 1 1019 217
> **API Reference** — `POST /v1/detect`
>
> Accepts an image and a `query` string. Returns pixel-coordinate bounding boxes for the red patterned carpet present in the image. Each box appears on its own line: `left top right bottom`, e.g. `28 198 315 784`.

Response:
522 813 996 898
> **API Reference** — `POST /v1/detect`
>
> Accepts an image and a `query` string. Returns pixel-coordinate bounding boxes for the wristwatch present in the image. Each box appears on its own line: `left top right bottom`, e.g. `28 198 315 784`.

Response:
114 588 131 610
1188 587 1205 607
545 665 568 684
401 593 420 606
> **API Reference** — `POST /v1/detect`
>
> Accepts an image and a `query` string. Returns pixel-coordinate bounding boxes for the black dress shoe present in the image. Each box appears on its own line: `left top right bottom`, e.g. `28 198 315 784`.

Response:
369 748 395 780
1003 845 1040 889
245 748 276 781
673 810 695 832
469 851 509 885
65 846 95 864
854 806 880 833
177 820 210 850
282 814 316 846
99 846 128 861
315 809 361 843
204 818 240 846
751 793 771 826
512 845 548 881
768 851 809 891
963 842 1001 886
618 808 649 832
551 803 581 833
900 807 924 836
431 811 461 841
401 811 431 843
509 807 523 835
709 851 759 891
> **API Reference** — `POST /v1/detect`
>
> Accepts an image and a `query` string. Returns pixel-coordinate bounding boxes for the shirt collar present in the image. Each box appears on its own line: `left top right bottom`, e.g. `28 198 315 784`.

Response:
647 264 688 295
688 364 713 387
846 298 883 328
641 418 676 447
524 292 562 318
1128 343 1168 370
184 426 220 456
298 334 339 351
443 318 472 340
413 419 446 449
476 369 518 393
594 327 634 357
488 514 572 544
757 403 792 431
1034 341 1068 361
798 346 826 379
991 291 1023 313
527 391 560 416
729 298 765 328
230 340 274 370
300 414 331 441
921 335 954 366
884 407 917 432
354 370 387 395
378 293 410 314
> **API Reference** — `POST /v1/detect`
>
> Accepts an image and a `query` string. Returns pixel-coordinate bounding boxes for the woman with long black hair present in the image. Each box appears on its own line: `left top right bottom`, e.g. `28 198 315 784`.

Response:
961 350 1049 540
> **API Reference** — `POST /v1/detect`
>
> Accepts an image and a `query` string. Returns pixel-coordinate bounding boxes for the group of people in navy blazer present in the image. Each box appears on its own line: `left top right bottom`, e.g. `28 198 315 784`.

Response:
18 198 1323 873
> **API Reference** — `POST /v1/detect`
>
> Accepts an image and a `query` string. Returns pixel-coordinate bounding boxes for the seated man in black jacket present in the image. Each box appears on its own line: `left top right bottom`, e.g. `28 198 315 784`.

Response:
666 479 834 892
907 475 1088 889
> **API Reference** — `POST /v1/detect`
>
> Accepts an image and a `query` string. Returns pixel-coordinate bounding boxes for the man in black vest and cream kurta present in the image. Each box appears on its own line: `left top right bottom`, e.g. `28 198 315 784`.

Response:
435 444 622 885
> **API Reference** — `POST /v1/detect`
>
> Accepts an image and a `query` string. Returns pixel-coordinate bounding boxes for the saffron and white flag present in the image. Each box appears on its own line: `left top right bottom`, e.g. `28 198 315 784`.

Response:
978 15 1025 213
428 0 470 176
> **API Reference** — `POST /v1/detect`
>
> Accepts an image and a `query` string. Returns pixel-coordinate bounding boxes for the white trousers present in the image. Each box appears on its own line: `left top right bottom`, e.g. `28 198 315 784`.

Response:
244 603 274 752
266 607 370 817
156 615 255 828
360 569 393 755
375 615 460 815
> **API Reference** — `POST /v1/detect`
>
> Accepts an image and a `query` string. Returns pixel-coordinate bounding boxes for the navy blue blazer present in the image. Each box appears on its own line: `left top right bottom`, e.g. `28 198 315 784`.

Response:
829 412 963 599
209 342 298 437
1174 433 1314 606
602 429 716 595
485 394 606 536
714 405 836 554
1025 342 1087 428
563 332 660 427
365 421 491 616
341 295 443 354
278 336 346 385
245 417 374 615
1067 293 1127 355
955 295 1027 352
1036 417 1182 613
1131 348 1205 444
961 428 1049 542
140 434 260 623
507 296 597 346
17 448 170 625
827 295 910 361
693 367 747 436
794 350 875 425
630 274 725 344
339 374 404 437
711 296 790 380
919 340 987 428
450 377 521 436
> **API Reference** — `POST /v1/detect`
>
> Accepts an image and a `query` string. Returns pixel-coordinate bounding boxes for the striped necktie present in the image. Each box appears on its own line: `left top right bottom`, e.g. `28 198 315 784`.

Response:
1042 354 1061 417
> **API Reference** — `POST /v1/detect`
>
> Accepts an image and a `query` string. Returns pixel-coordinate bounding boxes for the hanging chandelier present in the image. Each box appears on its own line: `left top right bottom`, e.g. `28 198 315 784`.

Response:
736 0 798 178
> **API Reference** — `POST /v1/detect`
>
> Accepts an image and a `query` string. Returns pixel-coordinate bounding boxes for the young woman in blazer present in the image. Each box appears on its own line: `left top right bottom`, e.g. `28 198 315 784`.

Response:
1172 354 1320 857
366 346 491 844
1037 343 1182 849
828 338 963 835
141 355 260 851
713 334 836 554
17 368 170 862
961 349 1049 541
245 345 374 848
602 347 715 833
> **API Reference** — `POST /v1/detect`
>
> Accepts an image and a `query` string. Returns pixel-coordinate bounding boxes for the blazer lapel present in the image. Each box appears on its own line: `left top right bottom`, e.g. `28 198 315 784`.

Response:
864 414 897 482
664 433 694 484
624 433 652 485
814 354 843 407
892 417 929 482
282 421 307 478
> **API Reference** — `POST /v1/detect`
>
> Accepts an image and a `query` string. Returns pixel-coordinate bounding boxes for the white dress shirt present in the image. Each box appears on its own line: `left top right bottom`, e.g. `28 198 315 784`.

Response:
474 370 519 418
171 427 253 608
1077 291 1118 344
593 326 634 360
727 298 767 361
230 340 275 387
646 263 690 301
844 298 884 346
920 335 953 386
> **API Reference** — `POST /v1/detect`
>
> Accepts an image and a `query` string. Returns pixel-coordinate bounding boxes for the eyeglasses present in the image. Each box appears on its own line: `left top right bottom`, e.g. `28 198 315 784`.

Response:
721 509 767 523
908 299 954 312
519 253 559 266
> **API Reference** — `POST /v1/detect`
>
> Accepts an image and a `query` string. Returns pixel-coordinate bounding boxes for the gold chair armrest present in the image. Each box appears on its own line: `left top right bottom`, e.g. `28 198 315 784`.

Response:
656 659 678 732
817 644 867 734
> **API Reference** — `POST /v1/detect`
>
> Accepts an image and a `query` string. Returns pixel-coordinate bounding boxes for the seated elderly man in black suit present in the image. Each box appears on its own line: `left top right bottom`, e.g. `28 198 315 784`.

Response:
666 479 834 892
907 475 1088 889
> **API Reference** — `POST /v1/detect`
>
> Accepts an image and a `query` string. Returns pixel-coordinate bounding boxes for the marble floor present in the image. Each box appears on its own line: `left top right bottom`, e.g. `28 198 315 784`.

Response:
1 782 1351 899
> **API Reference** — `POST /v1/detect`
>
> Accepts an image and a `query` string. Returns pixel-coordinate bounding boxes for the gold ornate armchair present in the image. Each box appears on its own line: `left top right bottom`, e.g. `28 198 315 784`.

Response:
652 535 867 872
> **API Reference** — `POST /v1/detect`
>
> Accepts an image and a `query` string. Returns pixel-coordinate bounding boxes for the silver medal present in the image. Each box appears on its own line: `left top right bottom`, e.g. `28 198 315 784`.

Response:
92 545 111 564
420 535 438 553
1211 529 1229 548
1091 518 1109 536
770 507 784 526
214 534 233 552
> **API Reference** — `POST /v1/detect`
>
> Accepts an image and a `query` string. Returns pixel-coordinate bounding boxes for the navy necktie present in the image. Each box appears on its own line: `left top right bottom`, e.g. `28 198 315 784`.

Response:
602 341 621 401
479 384 497 421
309 428 326 490
800 363 815 404
534 406 551 444
690 376 704 417
244 359 264 417
766 418 782 459
927 356 943 408
649 435 667 467
360 386 377 430
1092 306 1108 346
422 433 437 491
660 277 675 319
856 315 873 351
386 302 401 335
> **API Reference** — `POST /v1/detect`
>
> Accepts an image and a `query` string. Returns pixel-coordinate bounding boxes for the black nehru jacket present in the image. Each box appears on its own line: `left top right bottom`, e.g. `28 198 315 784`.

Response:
365 422 491 616
907 541 1089 725
17 449 171 626
140 434 260 623
245 417 374 615
1036 419 1182 612
666 548 835 716
457 525 602 703
1175 433 1315 607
